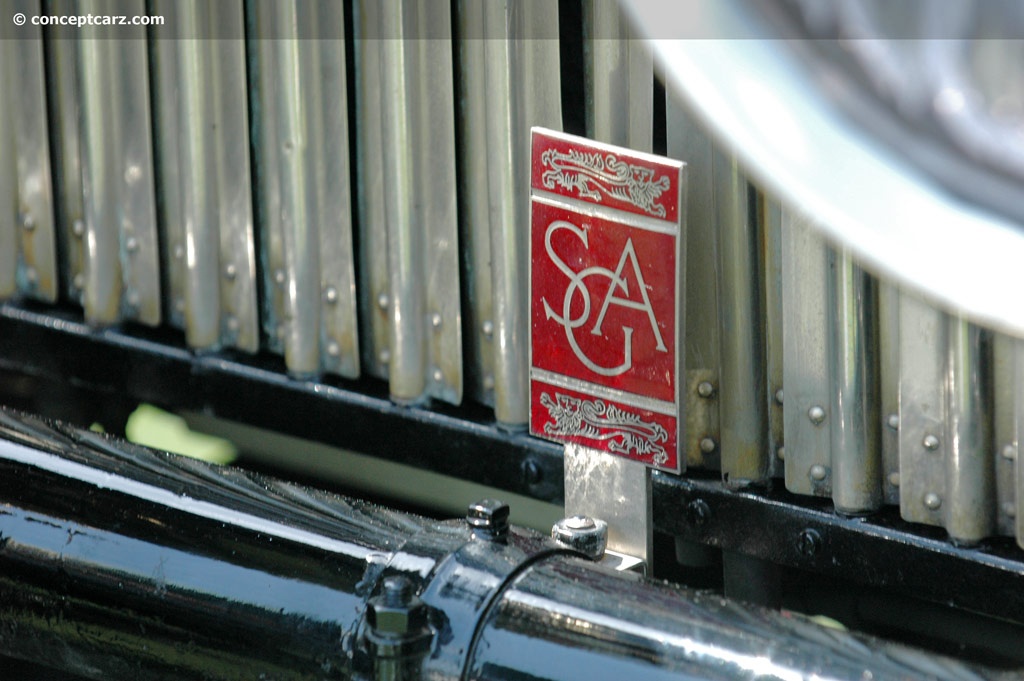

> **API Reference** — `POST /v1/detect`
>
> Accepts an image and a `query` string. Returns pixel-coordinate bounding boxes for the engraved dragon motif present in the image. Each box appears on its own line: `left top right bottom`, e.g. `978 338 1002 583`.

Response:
539 391 669 465
540 147 671 218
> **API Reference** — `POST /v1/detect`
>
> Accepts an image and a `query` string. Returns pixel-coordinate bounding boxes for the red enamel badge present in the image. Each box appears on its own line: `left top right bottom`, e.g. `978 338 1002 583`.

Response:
529 128 685 473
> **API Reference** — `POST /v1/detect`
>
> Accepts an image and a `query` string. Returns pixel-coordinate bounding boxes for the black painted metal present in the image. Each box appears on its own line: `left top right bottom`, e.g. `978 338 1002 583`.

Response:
4 302 1024 630
0 411 1006 680
653 472 1024 623
0 303 564 502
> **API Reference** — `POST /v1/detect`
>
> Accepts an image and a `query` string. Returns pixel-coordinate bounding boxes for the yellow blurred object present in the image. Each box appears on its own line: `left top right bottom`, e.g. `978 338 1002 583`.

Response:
125 404 238 465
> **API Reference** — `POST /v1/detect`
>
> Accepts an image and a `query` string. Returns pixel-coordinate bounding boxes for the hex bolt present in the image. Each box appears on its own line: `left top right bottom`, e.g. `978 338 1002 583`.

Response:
365 575 433 675
551 514 608 560
686 499 711 527
697 381 715 398
796 529 821 558
467 498 510 541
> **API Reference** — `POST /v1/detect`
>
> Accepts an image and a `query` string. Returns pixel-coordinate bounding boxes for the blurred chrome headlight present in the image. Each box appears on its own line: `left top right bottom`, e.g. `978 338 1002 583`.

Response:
627 0 1024 337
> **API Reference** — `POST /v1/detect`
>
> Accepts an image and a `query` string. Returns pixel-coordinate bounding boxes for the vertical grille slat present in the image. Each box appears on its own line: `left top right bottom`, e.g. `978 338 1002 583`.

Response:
667 95 719 471
878 282 902 505
994 333 1017 536
6 0 57 303
899 297 996 545
781 209 833 497
152 0 259 353
250 0 359 378
828 251 881 515
455 0 496 408
714 154 767 486
484 0 561 427
583 0 652 151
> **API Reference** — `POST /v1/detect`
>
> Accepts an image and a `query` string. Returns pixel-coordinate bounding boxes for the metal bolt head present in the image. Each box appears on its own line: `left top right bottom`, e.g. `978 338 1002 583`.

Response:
430 312 442 328
482 320 494 338
697 381 715 398
922 434 939 451
324 285 338 304
521 459 542 485
1002 444 1017 461
72 219 85 237
888 472 901 488
699 437 716 454
776 446 785 461
224 263 237 280
797 529 821 558
21 214 34 231
366 576 427 636
774 388 784 405
809 464 827 481
125 236 139 253
377 292 390 310
686 499 711 527
467 498 510 540
923 493 942 510
886 413 900 430
551 515 608 560
808 406 826 425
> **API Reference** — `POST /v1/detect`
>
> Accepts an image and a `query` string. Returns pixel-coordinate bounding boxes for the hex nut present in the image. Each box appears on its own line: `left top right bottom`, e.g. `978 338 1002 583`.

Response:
467 498 510 541
551 515 608 560
367 577 428 636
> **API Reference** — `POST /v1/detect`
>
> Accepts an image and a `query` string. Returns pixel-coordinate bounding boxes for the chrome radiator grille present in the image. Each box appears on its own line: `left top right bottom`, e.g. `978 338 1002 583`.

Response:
2 0 1024 549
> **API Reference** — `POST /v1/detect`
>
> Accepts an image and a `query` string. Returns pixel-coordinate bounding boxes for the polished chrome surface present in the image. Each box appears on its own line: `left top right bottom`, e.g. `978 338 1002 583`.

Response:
715 150 767 486
152 0 259 353
829 250 881 514
667 93 719 470
782 209 832 496
994 334 1018 536
878 282 902 504
456 0 496 407
898 295 994 544
357 0 461 402
584 0 652 151
10 3 57 303
564 443 652 567
898 295 948 530
484 0 562 426
76 0 160 326
944 316 993 545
